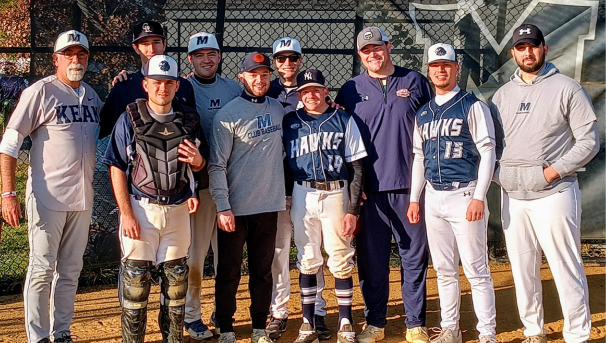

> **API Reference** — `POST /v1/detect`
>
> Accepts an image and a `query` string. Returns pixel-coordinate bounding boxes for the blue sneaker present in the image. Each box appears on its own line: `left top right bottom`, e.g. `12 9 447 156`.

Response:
185 320 214 340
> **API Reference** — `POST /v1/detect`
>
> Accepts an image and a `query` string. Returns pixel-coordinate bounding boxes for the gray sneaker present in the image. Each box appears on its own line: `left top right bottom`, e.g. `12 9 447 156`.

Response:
294 323 319 343
252 328 274 343
356 324 384 343
429 328 462 343
218 332 236 343
479 335 498 343
521 336 547 343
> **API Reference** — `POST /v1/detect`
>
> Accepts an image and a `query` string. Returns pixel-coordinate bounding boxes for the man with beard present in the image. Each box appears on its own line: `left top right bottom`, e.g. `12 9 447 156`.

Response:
265 36 330 341
407 43 497 343
335 27 433 343
104 55 207 343
99 21 196 138
208 52 285 343
0 30 103 343
491 24 599 343
183 32 241 340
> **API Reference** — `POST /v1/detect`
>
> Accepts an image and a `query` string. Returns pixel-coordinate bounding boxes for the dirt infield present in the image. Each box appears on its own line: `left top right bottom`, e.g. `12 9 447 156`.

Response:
0 263 603 343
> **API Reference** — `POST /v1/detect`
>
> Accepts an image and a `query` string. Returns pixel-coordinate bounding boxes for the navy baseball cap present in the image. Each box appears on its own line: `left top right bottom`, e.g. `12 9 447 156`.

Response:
512 24 545 47
133 21 166 44
296 69 326 91
240 52 273 72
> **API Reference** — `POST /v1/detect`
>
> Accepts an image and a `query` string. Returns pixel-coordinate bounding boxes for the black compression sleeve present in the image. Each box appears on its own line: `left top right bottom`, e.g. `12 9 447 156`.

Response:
347 159 364 215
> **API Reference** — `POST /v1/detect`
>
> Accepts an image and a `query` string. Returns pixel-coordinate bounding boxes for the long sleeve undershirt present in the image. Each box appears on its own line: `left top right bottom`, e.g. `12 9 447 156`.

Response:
410 87 496 202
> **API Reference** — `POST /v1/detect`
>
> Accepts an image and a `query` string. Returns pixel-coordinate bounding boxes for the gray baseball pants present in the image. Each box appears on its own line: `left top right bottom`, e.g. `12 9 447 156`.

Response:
23 192 91 342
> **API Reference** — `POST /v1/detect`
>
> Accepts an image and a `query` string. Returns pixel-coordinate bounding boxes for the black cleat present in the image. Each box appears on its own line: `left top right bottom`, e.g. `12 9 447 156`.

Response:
314 315 331 340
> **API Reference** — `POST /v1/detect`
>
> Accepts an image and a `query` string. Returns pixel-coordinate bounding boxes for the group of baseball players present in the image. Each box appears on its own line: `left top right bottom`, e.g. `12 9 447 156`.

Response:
0 19 598 343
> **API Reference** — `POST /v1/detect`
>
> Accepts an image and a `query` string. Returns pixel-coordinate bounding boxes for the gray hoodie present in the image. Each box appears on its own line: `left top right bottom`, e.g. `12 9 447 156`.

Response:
491 62 599 200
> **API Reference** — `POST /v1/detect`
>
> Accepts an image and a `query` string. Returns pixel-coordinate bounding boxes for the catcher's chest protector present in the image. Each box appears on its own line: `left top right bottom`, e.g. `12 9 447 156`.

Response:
127 99 199 197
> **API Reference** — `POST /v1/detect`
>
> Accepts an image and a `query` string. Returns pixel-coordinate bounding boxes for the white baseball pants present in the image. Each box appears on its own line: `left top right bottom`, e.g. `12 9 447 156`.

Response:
119 197 191 264
271 196 327 319
185 188 219 323
291 184 355 279
24 192 92 343
502 181 591 343
425 184 496 337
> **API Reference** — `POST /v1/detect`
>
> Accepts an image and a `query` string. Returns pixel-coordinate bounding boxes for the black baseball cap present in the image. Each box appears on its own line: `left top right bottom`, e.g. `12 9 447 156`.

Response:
240 52 273 72
132 21 166 44
512 24 545 48
296 69 326 91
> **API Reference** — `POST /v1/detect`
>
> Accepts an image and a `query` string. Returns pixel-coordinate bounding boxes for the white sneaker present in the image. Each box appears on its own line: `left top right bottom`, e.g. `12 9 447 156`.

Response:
479 335 498 343
406 327 429 343
218 332 236 343
337 324 356 343
252 328 273 343
521 336 547 343
356 324 385 343
429 328 462 343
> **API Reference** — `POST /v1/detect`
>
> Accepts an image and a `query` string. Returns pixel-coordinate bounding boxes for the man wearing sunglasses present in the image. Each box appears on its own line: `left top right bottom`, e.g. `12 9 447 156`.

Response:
0 30 103 343
265 37 330 341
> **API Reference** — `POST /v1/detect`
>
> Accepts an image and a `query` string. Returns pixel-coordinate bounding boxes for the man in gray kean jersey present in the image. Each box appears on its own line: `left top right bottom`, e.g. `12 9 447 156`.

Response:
0 30 103 343
491 23 599 343
183 31 241 340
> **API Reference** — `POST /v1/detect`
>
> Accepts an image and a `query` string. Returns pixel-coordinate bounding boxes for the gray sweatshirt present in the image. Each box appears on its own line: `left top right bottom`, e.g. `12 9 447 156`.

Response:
491 62 599 200
209 96 286 215
188 74 242 139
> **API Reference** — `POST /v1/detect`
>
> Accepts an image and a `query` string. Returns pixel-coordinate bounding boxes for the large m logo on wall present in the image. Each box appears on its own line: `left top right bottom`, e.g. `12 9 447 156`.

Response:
406 0 604 238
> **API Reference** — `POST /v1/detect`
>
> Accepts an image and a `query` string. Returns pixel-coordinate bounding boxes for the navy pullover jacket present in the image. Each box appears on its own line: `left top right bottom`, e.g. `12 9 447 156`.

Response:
336 66 432 192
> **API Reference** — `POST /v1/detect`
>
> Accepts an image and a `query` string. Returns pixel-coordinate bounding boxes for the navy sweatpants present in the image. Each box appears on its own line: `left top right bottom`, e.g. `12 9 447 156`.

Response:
357 190 429 328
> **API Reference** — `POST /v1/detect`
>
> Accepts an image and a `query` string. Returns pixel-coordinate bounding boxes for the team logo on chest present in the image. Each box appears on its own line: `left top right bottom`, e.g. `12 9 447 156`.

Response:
208 98 221 110
159 127 174 136
516 102 531 114
397 88 410 98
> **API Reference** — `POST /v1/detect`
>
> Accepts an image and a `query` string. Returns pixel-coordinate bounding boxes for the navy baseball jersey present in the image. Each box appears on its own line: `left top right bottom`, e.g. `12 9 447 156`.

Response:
283 108 367 182
416 90 480 183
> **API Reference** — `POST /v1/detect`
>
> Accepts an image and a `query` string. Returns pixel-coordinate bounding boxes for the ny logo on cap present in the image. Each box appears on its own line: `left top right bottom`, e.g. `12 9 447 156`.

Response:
159 61 170 71
519 28 531 35
435 47 447 56
68 33 80 42
279 40 292 48
363 31 373 40
143 23 152 33
197 36 208 45
304 71 313 80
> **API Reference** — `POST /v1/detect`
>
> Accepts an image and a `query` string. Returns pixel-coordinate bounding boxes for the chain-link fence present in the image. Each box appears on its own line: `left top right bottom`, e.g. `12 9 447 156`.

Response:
0 0 604 293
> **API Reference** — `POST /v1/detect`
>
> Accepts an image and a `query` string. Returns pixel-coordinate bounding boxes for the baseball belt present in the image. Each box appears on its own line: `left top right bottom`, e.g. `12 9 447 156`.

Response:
297 180 346 191
429 180 477 191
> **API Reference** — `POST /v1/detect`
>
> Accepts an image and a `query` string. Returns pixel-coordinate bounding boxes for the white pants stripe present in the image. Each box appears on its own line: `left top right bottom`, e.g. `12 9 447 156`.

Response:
425 184 496 337
24 192 92 343
502 181 591 343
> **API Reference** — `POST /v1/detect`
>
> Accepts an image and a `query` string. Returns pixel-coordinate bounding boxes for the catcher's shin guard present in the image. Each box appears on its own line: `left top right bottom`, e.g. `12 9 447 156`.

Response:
121 260 153 343
159 258 189 342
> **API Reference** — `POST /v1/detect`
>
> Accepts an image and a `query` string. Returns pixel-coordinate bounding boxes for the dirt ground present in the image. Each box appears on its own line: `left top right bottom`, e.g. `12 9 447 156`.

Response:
0 263 603 343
